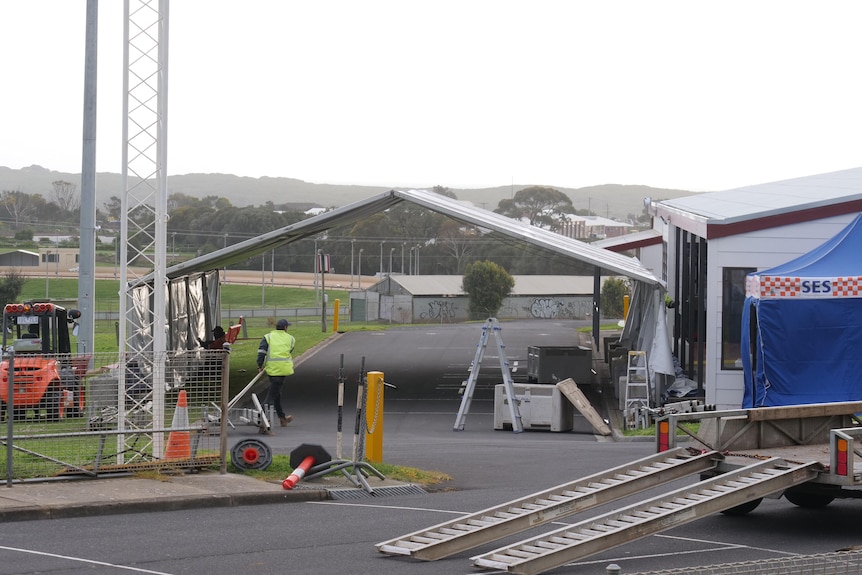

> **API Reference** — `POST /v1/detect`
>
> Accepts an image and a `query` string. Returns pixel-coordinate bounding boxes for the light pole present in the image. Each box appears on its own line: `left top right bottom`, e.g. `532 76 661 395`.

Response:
415 244 421 274
409 246 414 275
319 248 326 333
358 248 364 287
223 233 229 280
401 242 405 273
388 247 395 297
350 239 355 289
379 242 384 276
45 250 51 298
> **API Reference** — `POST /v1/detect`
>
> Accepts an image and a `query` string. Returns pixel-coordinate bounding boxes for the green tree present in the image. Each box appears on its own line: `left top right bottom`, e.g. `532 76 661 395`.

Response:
494 185 574 228
601 277 631 318
14 229 34 242
102 196 122 222
0 270 26 306
462 260 515 319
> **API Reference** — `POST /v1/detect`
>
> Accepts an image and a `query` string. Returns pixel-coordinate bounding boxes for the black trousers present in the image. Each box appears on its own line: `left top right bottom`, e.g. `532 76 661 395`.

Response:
265 375 287 418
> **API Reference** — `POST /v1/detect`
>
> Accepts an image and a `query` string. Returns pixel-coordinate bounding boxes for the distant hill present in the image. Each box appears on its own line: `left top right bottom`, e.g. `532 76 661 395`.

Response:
0 165 700 220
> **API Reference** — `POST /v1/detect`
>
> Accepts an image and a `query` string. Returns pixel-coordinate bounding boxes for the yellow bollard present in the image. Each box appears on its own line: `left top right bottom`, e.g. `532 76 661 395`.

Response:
365 371 385 462
623 294 630 320
333 298 340 332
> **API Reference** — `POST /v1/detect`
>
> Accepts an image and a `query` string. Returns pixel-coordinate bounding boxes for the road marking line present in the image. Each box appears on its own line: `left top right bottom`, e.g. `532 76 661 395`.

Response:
656 533 803 556
563 545 749 568
0 545 174 574
309 501 466 515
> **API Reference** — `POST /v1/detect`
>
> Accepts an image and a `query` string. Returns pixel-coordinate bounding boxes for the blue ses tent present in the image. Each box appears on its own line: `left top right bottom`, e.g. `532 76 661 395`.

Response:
741 214 862 407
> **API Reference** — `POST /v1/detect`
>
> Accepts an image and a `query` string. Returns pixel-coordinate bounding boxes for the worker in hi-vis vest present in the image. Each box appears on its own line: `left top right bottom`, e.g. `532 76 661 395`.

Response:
257 318 296 432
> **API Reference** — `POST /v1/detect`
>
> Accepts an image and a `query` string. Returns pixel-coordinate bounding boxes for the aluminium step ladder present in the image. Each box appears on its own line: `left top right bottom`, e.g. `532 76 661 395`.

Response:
624 350 650 429
375 447 720 561
471 458 821 575
454 318 523 432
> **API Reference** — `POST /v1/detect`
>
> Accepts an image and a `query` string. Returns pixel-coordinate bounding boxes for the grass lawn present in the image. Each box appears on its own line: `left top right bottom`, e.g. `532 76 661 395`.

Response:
18 278 375 397
22 278 351 312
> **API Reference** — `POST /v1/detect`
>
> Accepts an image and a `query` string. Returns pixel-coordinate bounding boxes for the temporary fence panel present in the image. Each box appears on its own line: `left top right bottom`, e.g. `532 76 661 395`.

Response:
1 350 227 481
627 549 862 575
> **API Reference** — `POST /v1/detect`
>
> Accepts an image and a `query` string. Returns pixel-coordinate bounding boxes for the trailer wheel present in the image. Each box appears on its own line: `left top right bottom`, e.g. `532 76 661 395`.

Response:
12 405 27 421
721 498 762 516
39 381 62 422
784 491 834 508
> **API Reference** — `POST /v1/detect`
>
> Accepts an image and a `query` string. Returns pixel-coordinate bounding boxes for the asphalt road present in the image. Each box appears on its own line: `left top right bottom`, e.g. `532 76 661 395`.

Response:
4 406 861 575
3 322 861 574
285 319 597 401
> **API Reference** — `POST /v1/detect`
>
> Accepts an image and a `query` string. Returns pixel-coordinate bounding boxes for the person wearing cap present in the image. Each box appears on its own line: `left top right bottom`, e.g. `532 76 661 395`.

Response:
257 319 296 429
200 326 227 350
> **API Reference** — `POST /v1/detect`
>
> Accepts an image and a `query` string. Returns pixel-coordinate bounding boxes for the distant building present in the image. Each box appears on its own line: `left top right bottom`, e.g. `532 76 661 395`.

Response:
0 247 79 274
556 214 633 239
351 275 621 323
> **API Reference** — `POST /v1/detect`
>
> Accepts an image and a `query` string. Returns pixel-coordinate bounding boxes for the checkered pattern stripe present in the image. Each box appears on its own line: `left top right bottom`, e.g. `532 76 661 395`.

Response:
755 276 862 299
759 276 802 298
832 276 862 296
745 275 760 298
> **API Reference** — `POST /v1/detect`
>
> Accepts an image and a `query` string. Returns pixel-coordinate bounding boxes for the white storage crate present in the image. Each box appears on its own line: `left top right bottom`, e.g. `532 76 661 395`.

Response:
494 383 573 432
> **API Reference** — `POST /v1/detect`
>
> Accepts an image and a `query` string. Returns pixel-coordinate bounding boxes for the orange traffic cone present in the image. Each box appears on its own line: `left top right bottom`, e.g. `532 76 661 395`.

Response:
165 390 191 459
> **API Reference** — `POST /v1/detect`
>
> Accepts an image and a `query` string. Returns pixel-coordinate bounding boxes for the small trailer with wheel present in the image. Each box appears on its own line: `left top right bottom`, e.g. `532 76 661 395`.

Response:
377 400 861 575
656 399 862 514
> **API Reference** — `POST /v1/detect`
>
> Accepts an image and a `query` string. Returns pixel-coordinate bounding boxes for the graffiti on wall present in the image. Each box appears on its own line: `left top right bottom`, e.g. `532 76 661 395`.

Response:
527 297 592 320
419 299 459 321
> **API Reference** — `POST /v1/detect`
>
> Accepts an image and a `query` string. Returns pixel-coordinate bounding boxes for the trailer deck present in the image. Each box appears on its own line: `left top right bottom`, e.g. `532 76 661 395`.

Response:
377 400 862 575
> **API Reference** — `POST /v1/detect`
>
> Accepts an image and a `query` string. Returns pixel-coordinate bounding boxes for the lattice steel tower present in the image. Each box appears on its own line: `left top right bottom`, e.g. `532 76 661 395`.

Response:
119 0 170 458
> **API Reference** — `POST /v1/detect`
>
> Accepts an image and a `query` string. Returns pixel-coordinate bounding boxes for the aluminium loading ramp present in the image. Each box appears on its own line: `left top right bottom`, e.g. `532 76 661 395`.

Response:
471 457 822 575
376 447 720 561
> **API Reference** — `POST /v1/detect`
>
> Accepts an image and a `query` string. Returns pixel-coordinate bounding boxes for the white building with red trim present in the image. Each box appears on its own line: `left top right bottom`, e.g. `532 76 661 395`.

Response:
608 167 862 409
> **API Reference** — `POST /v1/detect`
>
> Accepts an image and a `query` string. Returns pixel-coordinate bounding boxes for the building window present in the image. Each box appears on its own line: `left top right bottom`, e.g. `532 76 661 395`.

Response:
721 267 754 370
42 253 58 264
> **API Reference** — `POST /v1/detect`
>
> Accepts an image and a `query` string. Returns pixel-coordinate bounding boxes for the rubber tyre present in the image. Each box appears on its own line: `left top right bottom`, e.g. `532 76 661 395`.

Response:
784 491 834 508
721 498 762 516
39 381 62 422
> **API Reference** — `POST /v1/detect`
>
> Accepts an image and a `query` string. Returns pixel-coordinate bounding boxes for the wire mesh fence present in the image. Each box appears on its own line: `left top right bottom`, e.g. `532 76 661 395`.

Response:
1 350 228 481
622 549 862 575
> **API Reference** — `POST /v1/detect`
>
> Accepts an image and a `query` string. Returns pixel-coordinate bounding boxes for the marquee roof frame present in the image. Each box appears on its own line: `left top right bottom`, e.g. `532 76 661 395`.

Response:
154 189 659 286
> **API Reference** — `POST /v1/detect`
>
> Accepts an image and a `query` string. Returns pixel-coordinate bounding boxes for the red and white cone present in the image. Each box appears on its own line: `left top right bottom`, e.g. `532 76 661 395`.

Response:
282 456 315 490
165 390 191 459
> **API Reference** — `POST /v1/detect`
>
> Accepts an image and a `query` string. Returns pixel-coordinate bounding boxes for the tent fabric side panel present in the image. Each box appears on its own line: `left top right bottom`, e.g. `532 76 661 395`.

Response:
755 298 862 407
741 297 757 408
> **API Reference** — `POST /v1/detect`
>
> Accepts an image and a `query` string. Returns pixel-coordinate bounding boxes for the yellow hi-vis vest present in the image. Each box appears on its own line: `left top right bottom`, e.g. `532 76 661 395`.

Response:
263 330 295 376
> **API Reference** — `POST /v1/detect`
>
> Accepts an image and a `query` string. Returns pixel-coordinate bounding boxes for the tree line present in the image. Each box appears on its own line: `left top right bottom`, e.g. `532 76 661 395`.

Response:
1 182 628 278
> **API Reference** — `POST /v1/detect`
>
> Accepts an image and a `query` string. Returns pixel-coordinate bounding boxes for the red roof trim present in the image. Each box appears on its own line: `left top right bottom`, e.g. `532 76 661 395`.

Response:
662 200 862 239
707 201 862 239
603 235 663 253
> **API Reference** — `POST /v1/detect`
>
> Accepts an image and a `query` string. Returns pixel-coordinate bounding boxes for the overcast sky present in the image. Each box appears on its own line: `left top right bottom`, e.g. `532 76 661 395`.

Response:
3 1 861 193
